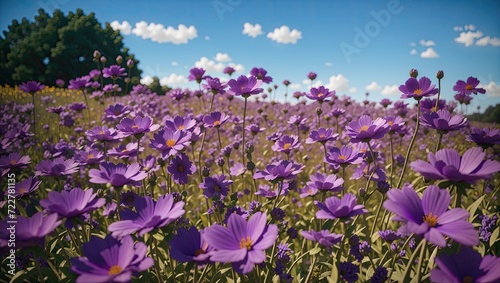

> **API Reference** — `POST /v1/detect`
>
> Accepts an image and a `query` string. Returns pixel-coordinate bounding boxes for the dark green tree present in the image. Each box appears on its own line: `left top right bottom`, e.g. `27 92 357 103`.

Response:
0 8 141 89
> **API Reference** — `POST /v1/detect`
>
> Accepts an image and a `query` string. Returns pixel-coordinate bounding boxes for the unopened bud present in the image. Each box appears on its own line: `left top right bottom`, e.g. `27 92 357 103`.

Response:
116 55 123 65
436 70 444 79
409 68 418 78
127 59 134 68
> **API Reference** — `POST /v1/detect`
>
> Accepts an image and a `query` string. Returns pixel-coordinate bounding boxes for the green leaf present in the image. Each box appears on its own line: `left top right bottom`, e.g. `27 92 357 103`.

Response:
327 260 338 283
490 227 499 247
309 246 321 255
467 195 485 223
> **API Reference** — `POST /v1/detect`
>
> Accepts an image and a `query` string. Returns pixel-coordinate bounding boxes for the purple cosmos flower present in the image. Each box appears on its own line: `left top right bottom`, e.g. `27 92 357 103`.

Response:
102 64 127 79
385 116 406 135
378 230 401 243
305 128 338 144
108 194 185 237
466 127 500 149
68 76 91 90
14 177 41 198
40 187 105 218
223 66 235 76
107 143 143 159
0 153 30 175
255 184 289 198
70 234 153 283
105 103 131 120
188 67 206 84
165 115 197 132
325 145 363 167
420 98 446 113
346 115 390 143
272 135 300 154
430 246 500 283
410 147 500 184
169 226 215 264
253 160 305 183
287 115 307 127
203 212 278 274
203 77 227 95
86 125 122 142
69 102 87 112
203 111 230 128
167 153 196 185
306 86 336 103
169 88 186 101
250 67 273 83
453 76 486 95
331 108 346 118
9 212 61 248
380 98 392 108
200 174 234 198
74 148 104 165
149 128 192 158
420 109 468 133
307 72 317 81
314 193 367 221
34 157 79 177
89 162 147 187
227 75 263 98
303 173 344 197
351 162 387 182
102 83 119 94
399 76 439 100
454 93 473 105
117 116 160 137
383 185 478 247
246 124 265 135
300 229 343 247
19 81 45 94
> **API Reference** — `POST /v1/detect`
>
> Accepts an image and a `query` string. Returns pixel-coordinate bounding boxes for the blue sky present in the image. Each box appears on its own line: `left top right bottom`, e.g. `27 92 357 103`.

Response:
1 0 500 111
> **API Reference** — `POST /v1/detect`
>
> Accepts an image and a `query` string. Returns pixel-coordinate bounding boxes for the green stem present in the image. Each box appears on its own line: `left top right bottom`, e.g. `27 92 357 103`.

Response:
401 237 425 283
435 78 441 110
304 254 317 283
396 101 421 189
435 132 443 153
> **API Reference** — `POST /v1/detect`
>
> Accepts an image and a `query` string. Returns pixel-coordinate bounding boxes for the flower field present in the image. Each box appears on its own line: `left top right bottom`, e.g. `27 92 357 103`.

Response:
1 62 499 283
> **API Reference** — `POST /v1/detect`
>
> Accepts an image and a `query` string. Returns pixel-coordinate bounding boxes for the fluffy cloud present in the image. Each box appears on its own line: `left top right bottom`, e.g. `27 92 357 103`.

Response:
242 23 263 38
465 24 476 31
132 21 197 44
410 49 417 55
214 53 232 62
110 20 132 35
325 62 333 67
159 74 188 86
171 61 178 66
140 75 154 85
325 74 356 93
476 36 500 47
365 81 382 92
227 63 245 73
381 85 400 96
481 81 500 97
267 26 302 44
419 39 435 47
194 57 225 72
420 47 439 58
289 83 302 90
454 30 484 47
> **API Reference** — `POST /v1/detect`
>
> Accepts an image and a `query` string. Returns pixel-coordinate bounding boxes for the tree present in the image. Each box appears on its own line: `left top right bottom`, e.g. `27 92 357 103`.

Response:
0 8 141 88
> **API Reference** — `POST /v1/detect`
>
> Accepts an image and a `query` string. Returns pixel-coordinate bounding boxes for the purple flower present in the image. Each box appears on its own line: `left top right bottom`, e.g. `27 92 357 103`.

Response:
325 145 363 167
6 212 61 248
380 98 392 108
188 67 206 84
346 115 389 143
169 226 215 264
331 108 346 118
420 98 446 112
306 86 335 103
410 147 500 184
272 135 300 154
19 81 45 94
105 103 131 120
102 65 127 79
385 116 406 135
69 102 87 112
203 77 227 95
253 160 305 183
431 246 500 283
40 188 105 218
117 116 160 137
0 152 30 175
453 76 486 95
378 230 401 243
203 111 230 128
68 76 90 90
305 128 338 144
34 157 79 177
307 72 317 81
466 127 500 149
14 177 41 198
200 174 233 198
70 234 153 283
384 185 478 247
86 125 122 142
314 193 367 221
223 66 235 76
399 76 439 100
165 115 197 132
227 75 263 98
250 67 273 83
203 212 278 274
300 229 342 247
107 143 143 159
108 194 185 237
246 124 265 135
255 184 288 198
420 109 468 133
89 162 147 187
302 173 344 197
167 153 196 185
74 148 104 165
149 128 192 158
339 261 360 283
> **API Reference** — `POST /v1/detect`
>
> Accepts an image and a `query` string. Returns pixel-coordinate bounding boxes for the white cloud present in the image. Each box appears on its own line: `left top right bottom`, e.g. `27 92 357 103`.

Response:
410 49 417 55
420 47 439 58
242 23 263 38
227 63 245 73
110 20 132 35
454 31 484 47
214 53 232 62
476 36 500 47
409 42 416 46
194 57 225 72
453 26 463 32
381 85 400 96
325 74 356 93
140 75 154 85
419 39 435 47
267 25 302 44
171 61 178 66
465 24 476 31
325 62 332 67
302 79 323 88
132 21 197 44
365 81 382 92
159 74 188 85
289 83 302 90
480 81 500 97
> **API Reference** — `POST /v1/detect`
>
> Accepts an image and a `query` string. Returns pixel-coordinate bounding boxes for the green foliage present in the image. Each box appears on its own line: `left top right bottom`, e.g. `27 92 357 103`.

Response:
147 76 172 96
0 8 142 88
467 103 500 124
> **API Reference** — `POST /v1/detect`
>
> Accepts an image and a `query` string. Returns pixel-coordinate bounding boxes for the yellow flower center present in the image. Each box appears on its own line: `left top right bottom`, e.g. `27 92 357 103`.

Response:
178 125 185 130
430 106 438 112
19 188 27 194
10 160 16 165
413 89 423 95
423 212 439 227
87 154 95 159
388 121 394 126
360 125 369 132
99 131 105 135
338 155 347 161
121 149 129 153
317 93 324 97
166 139 176 147
114 111 120 115
462 275 474 283
465 85 473 91
283 143 292 150
194 243 209 256
131 125 139 129
319 134 326 139
213 120 221 126
108 265 122 275
239 236 252 250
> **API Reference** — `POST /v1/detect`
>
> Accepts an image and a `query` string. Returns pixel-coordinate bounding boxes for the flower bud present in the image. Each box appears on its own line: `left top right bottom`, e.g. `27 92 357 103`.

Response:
202 166 210 177
246 161 255 171
93 50 101 59
127 59 134 68
116 55 123 65
436 70 444 79
308 72 317 80
100 56 107 63
316 107 323 116
409 68 418 78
